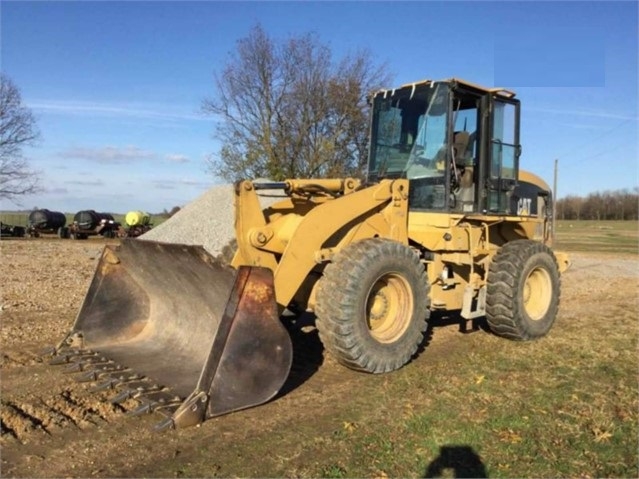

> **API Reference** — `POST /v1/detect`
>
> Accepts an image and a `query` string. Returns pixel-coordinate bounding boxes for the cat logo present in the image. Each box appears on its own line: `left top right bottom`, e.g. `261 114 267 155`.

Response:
517 197 532 216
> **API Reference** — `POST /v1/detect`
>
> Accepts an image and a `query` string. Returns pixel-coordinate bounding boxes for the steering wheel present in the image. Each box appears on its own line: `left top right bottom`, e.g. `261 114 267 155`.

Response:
409 146 432 166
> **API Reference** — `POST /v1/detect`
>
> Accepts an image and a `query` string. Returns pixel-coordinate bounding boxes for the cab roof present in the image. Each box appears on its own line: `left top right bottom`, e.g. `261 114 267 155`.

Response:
373 77 516 100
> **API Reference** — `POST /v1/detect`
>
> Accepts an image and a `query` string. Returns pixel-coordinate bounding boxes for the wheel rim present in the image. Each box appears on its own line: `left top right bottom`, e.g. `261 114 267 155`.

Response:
366 273 413 343
523 266 552 320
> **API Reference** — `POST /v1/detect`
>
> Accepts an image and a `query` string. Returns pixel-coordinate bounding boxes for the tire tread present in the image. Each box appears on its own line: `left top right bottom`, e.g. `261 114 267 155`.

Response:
315 238 429 373
486 239 561 340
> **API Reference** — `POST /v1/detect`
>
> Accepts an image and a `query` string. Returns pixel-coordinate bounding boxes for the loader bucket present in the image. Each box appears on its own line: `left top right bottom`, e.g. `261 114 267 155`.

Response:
52 240 293 429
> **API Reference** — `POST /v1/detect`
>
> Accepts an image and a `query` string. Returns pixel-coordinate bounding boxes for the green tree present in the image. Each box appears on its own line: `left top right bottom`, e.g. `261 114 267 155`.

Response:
203 25 391 181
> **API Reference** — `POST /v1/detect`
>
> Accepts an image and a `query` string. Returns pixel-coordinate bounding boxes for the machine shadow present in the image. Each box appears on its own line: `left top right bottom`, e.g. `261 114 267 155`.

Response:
428 310 490 335
275 311 325 398
275 308 486 399
423 444 488 478
275 309 492 400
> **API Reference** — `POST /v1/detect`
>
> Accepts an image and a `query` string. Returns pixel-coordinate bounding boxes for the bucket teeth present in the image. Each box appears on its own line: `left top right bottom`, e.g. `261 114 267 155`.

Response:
90 379 122 393
127 392 182 417
89 372 144 392
109 382 147 404
49 350 96 365
63 357 112 373
75 364 129 383
41 346 56 356
153 417 175 432
48 345 184 429
110 382 164 404
128 402 153 416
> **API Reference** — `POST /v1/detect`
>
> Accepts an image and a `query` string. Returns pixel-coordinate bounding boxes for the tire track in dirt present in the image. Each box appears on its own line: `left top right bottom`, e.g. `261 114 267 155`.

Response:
2 319 355 445
0 302 452 449
0 377 130 444
2 350 45 369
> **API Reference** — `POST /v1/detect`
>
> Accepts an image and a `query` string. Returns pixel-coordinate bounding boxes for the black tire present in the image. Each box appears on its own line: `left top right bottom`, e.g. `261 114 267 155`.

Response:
315 238 430 373
486 239 560 340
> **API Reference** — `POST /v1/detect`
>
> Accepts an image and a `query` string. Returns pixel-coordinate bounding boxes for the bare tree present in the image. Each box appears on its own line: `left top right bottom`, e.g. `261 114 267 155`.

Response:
556 188 639 220
0 74 41 202
203 25 392 181
161 205 182 218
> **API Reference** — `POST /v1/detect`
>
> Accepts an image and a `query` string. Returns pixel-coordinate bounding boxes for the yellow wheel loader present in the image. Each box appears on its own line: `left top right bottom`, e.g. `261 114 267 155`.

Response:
49 78 570 429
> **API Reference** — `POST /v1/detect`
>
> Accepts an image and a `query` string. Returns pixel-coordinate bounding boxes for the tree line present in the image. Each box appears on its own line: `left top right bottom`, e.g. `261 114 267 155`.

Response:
556 188 639 221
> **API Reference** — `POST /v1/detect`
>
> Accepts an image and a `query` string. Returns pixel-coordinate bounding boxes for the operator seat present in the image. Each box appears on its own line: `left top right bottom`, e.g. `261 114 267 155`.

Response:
452 131 476 212
452 131 471 164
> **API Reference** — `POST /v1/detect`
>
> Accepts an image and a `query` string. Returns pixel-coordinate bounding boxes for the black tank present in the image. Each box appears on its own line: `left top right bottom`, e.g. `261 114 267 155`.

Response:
28 209 67 230
74 210 115 230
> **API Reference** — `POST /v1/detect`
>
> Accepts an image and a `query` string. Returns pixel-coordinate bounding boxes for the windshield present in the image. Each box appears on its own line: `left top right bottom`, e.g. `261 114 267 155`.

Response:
368 83 449 181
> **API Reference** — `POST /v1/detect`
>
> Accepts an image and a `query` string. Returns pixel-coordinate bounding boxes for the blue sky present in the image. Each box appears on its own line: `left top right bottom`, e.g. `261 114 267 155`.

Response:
1 1 637 213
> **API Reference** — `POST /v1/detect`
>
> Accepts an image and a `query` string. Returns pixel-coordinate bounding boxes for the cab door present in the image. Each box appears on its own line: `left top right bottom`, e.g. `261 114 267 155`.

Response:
485 97 521 214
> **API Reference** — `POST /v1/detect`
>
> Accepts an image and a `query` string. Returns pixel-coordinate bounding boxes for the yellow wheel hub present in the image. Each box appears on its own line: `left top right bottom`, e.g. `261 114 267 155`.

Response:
523 267 552 320
366 273 413 343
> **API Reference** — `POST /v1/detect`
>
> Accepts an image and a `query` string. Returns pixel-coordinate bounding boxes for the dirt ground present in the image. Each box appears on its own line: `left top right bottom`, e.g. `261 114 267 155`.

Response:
1 237 637 478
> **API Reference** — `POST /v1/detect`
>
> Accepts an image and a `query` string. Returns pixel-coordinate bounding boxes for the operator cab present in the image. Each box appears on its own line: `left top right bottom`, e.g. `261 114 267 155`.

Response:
368 78 523 215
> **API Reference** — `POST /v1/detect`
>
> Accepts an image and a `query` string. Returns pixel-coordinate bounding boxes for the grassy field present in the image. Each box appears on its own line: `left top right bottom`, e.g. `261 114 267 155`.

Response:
327 221 637 478
269 222 638 478
555 220 638 255
297 319 637 478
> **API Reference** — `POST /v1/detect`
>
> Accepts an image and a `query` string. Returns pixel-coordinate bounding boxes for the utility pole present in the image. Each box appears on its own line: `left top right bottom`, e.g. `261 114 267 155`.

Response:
553 158 558 242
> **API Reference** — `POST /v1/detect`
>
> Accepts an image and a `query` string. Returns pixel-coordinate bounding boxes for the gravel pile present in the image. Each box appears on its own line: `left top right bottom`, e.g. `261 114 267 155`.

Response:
140 182 286 256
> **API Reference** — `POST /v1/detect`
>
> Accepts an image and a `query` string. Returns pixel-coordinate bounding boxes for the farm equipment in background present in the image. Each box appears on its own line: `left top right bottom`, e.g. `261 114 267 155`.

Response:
26 209 69 238
0 222 26 238
68 210 120 239
49 77 570 430
122 210 153 238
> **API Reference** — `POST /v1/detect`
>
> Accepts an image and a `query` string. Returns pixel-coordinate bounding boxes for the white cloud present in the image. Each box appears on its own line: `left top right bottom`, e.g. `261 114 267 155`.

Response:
29 100 208 123
554 122 602 130
527 106 638 121
44 187 69 194
63 179 105 187
58 145 157 164
152 178 212 189
165 154 190 164
178 179 211 187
